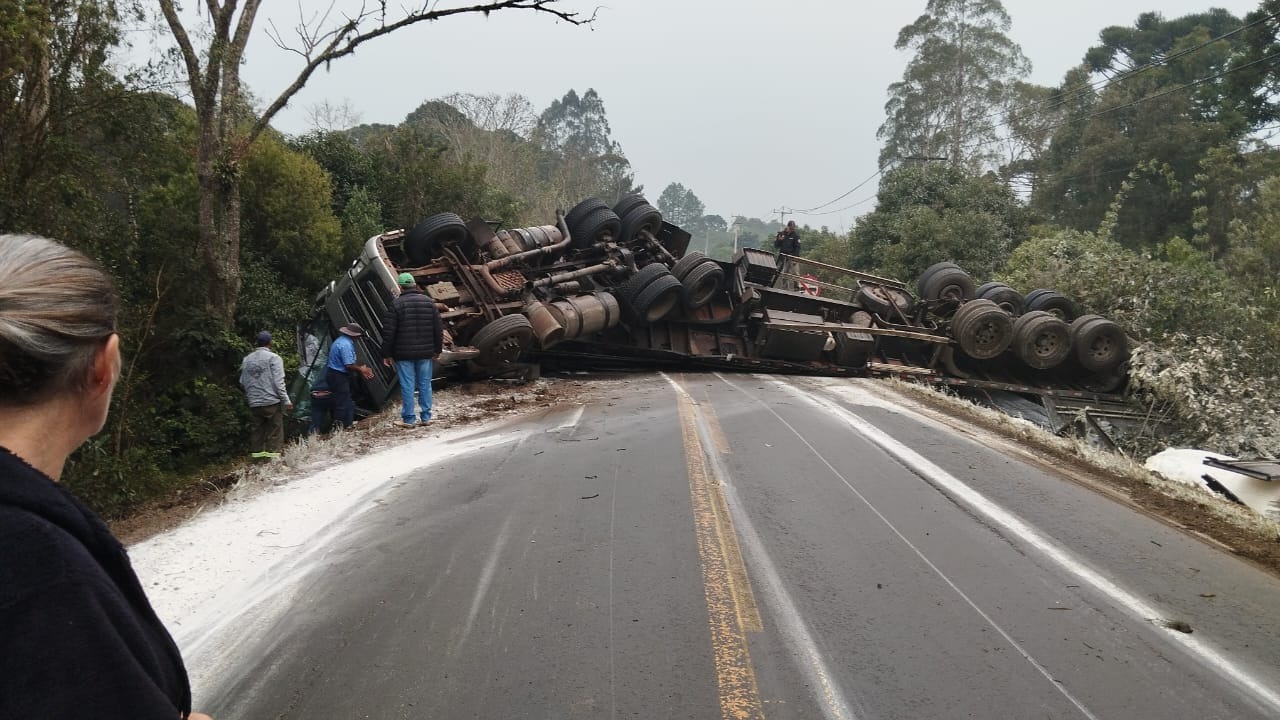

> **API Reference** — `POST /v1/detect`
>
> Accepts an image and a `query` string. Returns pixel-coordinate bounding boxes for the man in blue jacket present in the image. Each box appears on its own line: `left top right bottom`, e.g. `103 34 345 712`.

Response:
381 272 444 428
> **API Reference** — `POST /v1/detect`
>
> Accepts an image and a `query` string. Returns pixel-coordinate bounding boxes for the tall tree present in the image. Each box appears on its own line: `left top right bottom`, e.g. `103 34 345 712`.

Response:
535 88 638 205
0 0 128 231
156 0 589 327
851 163 1027 281
879 0 1030 171
657 182 705 227
1031 10 1249 249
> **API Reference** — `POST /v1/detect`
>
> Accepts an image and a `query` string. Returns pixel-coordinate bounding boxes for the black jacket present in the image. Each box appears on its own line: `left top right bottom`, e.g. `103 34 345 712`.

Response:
381 286 444 360
0 446 192 719
775 229 801 255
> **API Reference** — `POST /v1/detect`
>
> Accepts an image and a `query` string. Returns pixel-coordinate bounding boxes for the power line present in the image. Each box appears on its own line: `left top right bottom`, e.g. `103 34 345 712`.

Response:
794 192 879 217
791 165 891 213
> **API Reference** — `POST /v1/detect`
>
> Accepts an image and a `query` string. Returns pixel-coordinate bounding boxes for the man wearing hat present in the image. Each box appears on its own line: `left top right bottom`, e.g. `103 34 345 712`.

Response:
326 322 375 429
381 272 444 428
239 330 292 458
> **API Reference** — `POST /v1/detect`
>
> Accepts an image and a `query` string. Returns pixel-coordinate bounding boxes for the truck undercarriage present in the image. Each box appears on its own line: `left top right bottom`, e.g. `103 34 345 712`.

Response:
291 196 1133 423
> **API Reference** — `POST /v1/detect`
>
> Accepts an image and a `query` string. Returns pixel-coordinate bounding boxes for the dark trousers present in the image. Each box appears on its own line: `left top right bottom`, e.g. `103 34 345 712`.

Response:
249 403 284 453
326 368 355 428
308 391 334 436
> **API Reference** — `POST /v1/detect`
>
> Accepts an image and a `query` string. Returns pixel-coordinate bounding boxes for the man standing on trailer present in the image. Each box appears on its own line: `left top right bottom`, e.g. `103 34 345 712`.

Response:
381 272 443 428
774 220 801 286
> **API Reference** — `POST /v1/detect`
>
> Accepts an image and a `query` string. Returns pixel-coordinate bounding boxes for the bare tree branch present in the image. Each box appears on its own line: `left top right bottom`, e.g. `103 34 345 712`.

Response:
157 0 206 103
249 0 593 144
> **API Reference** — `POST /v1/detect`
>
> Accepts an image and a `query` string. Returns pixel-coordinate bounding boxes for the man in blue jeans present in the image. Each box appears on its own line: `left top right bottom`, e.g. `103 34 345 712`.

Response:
381 272 443 428
326 323 375 429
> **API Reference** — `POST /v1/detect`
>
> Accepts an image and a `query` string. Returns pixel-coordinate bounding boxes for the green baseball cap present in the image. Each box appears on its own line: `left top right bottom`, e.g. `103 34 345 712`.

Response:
397 272 416 287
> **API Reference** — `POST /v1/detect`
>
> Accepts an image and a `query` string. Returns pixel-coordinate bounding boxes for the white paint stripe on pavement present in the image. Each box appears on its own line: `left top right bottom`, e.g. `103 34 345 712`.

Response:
457 513 513 653
730 373 1102 720
766 375 1280 717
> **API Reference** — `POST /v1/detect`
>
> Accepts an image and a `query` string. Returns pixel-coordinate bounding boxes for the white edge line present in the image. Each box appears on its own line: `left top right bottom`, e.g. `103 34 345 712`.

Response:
773 376 1280 716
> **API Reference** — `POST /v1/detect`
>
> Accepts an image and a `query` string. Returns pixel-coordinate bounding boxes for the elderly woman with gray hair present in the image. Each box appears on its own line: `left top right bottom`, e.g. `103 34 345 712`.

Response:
0 235 211 719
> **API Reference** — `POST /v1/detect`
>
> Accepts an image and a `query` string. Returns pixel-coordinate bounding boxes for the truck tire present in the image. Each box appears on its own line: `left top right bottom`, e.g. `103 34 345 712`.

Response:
617 203 662 245
569 206 621 249
916 262 961 296
1069 314 1128 372
951 298 1013 359
1025 289 1077 321
471 314 535 369
857 284 914 319
612 194 651 220
616 263 670 306
566 197 607 228
405 212 469 266
629 273 683 324
671 251 709 281
1011 310 1070 369
681 260 724 309
976 282 1025 316
922 266 975 316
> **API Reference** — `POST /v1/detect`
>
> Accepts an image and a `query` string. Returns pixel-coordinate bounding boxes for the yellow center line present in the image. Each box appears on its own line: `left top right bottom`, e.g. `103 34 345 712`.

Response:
676 378 765 720
699 387 733 455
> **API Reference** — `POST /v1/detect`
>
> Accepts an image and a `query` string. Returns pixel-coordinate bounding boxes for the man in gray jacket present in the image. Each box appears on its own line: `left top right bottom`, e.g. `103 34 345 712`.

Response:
240 330 293 458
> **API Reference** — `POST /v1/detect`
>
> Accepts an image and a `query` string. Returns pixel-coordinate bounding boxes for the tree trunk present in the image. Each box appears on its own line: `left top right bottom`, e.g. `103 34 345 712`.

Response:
196 122 241 327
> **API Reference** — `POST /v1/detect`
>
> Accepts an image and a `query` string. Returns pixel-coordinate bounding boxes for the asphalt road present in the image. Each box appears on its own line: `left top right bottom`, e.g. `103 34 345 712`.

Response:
206 372 1280 719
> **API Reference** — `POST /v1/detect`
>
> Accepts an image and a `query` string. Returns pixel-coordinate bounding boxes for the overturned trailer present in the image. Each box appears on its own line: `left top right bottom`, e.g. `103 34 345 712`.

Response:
291 196 1132 420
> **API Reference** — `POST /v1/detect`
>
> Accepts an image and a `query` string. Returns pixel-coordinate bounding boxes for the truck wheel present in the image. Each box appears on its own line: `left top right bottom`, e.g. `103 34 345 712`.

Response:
951 298 1013 359
612 194 651 220
671 251 709 281
616 263 670 306
977 282 1025 316
1026 289 1077 321
916 262 961 296
1011 310 1070 369
471 314 535 369
857 284 913 319
617 203 662 245
629 274 683 324
405 213 469 266
681 260 724 309
566 197 607 228
1069 314 1128 372
569 206 621 249
922 266 975 316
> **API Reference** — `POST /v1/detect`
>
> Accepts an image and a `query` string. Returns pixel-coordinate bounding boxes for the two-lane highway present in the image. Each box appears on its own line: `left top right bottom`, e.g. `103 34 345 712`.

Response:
202 373 1280 719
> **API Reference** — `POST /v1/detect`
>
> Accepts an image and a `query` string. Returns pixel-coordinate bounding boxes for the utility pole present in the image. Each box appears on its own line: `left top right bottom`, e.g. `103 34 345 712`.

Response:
771 206 792 227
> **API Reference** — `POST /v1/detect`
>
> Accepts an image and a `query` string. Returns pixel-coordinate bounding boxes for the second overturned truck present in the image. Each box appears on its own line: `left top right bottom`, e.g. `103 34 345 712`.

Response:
293 195 1131 417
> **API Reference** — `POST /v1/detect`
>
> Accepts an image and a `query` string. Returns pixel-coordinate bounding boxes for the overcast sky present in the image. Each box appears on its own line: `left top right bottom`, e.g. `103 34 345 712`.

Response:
236 0 1261 231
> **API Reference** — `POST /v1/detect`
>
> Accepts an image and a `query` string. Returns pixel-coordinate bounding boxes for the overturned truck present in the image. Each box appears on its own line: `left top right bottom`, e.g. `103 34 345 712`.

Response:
292 196 1131 419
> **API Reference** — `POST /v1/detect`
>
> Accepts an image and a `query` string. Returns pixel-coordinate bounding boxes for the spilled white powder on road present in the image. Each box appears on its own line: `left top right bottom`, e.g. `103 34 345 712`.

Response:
128 421 526 702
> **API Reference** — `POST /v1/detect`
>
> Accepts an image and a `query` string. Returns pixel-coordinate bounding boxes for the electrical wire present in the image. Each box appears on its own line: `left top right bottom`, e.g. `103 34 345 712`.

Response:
791 165 891 213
